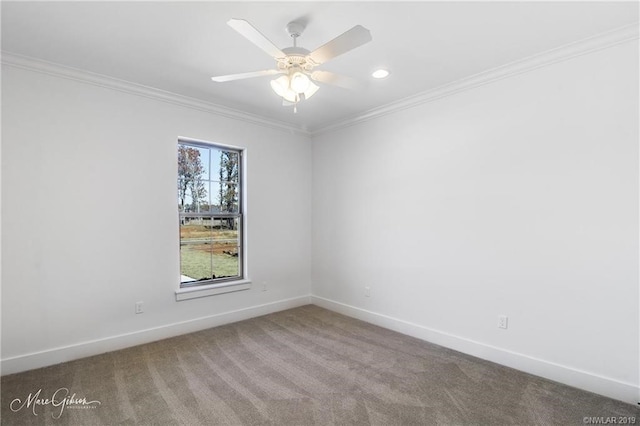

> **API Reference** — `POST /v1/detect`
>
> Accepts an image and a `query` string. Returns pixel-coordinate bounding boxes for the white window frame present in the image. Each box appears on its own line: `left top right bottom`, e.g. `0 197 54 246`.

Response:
175 137 250 301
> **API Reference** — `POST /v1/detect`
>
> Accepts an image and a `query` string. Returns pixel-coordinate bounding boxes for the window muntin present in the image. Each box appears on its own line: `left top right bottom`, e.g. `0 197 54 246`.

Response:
178 140 243 287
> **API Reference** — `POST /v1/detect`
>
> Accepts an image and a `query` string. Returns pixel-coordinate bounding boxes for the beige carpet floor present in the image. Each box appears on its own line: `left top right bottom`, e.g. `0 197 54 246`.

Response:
1 305 638 425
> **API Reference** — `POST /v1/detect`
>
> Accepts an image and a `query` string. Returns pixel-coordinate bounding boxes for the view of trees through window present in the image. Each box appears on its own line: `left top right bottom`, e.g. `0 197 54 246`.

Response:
178 141 242 285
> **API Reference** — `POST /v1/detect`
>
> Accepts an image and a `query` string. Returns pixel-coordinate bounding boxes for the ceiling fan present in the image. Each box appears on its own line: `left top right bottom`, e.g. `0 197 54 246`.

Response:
211 19 372 112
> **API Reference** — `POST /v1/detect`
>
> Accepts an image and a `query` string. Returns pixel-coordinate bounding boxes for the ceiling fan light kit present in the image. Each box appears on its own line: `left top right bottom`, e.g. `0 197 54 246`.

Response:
270 73 319 108
211 18 372 113
290 71 310 93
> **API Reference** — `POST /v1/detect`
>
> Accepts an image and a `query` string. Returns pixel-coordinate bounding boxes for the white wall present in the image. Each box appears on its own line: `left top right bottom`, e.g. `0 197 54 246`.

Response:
312 40 639 404
1 65 312 373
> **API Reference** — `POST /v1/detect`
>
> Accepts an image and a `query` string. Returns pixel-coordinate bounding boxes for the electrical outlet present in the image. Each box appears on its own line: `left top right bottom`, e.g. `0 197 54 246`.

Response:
498 315 508 329
135 301 144 314
364 286 371 297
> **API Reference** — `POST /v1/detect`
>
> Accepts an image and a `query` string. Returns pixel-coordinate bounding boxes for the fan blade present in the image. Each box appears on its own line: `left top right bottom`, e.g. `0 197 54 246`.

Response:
227 19 286 59
211 69 281 82
311 70 362 90
309 25 372 65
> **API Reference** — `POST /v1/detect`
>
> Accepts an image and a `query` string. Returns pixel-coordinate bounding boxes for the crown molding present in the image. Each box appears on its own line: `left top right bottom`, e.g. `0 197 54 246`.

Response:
311 22 640 136
0 51 311 137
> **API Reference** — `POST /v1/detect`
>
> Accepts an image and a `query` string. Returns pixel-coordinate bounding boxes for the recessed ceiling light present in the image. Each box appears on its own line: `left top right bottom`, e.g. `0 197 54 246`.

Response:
372 69 390 79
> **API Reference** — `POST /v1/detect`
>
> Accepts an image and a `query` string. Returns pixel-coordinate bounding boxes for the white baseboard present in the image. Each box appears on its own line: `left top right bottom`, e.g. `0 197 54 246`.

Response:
1 295 311 375
4 294 637 406
311 295 640 406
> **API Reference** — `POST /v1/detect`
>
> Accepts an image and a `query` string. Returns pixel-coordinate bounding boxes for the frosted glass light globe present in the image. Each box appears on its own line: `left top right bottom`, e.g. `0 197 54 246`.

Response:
290 71 311 93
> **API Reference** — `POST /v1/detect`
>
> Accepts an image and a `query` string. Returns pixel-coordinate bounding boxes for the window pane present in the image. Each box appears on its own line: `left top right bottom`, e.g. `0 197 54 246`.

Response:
210 147 222 183
213 217 240 278
212 242 240 278
178 180 209 213
202 146 211 181
192 145 210 181
219 151 239 184
210 181 221 213
218 182 239 213
180 217 214 282
178 177 187 212
195 180 210 213
181 191 194 212
178 144 210 181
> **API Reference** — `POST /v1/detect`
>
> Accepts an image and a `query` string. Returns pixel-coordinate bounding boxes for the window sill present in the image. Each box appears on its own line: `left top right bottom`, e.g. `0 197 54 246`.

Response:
175 279 252 301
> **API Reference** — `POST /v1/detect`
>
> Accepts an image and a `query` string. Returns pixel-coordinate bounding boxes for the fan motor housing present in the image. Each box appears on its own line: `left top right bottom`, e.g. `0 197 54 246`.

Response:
279 47 314 71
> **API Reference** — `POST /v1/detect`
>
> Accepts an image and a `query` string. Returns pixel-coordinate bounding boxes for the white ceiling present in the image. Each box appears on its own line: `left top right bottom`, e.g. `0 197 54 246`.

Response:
2 1 638 132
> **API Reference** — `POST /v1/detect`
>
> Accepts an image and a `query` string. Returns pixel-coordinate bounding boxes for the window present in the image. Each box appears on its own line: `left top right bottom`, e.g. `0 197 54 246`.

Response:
178 139 244 288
